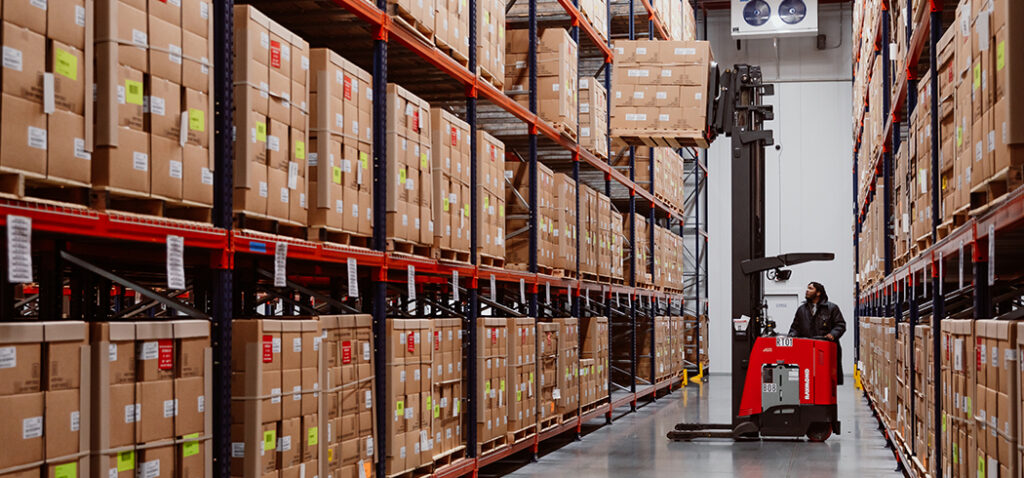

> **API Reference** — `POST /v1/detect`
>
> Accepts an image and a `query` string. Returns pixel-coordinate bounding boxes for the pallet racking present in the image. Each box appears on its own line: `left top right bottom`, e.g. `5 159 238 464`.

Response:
0 1 710 478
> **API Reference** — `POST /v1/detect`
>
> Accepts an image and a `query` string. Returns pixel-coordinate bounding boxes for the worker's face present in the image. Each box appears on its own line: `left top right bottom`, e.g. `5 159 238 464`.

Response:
805 284 818 301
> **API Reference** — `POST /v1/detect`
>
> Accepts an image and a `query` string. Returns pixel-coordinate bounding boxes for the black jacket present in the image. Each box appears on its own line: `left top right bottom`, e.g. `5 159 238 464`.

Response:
789 300 846 383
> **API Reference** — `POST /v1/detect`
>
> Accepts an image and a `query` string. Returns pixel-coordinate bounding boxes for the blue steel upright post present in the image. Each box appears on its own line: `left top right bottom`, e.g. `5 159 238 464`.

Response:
371 2 389 474
928 5 942 474
466 0 480 459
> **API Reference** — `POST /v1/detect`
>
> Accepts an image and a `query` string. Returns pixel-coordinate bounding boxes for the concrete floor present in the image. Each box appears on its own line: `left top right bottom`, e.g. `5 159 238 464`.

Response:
491 374 902 478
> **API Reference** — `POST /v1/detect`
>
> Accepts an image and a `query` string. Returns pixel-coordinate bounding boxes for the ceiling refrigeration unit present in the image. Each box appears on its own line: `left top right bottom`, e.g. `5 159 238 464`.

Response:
732 0 818 39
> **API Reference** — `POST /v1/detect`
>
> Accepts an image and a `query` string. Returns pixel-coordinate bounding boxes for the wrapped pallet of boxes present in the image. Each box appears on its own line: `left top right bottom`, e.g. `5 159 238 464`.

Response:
232 4 310 226
550 318 578 417
975 319 1020 478
386 84 434 250
506 317 536 440
941 319 976 478
595 193 611 278
579 0 608 43
91 320 212 478
610 210 624 281
505 28 577 138
476 0 505 88
1 0 93 188
477 130 506 262
0 322 90 477
94 0 217 210
230 319 322 478
430 318 465 462
579 78 608 159
430 108 471 259
610 40 712 148
477 318 508 452
580 183 598 275
505 160 555 270
384 319 434 475
308 49 375 242
552 173 578 274
580 316 609 407
537 321 559 426
433 0 469 64
321 315 376 478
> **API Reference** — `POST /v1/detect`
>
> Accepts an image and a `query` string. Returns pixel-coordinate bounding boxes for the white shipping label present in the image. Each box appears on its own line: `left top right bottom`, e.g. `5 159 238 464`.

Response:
163 399 176 418
198 395 205 413
546 282 551 304
407 265 417 301
293 337 302 353
142 460 160 478
288 162 299 190
70 411 80 431
280 187 289 204
75 5 86 25
232 442 245 458
74 138 91 160
0 347 15 369
2 46 23 71
108 344 117 362
140 341 159 360
167 235 186 290
202 168 214 185
22 416 42 439
490 274 496 302
271 387 282 403
27 126 47 150
452 270 460 302
124 404 137 423
7 215 32 284
169 160 182 179
347 258 359 298
268 135 280 152
150 96 166 116
133 29 148 47
274 242 288 287
259 181 268 198
133 152 149 171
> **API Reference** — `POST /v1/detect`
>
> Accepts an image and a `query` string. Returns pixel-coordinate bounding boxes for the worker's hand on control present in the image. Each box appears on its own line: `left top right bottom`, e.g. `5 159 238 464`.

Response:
825 334 834 341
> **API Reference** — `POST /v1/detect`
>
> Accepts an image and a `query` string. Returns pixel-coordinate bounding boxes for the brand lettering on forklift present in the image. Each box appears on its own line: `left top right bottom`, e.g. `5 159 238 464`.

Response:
776 337 793 347
804 368 810 400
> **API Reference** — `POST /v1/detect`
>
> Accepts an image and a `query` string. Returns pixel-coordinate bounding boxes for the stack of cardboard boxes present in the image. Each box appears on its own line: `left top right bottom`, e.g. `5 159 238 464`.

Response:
505 160 556 270
506 317 537 435
94 0 215 207
92 320 211 478
636 316 670 382
476 0 505 87
974 320 1019 477
552 318 578 416
595 194 611 279
232 4 310 225
579 78 608 159
476 130 506 261
610 40 711 146
1 0 92 187
430 108 471 256
386 84 434 249
430 318 464 461
622 214 651 286
0 322 90 477
505 28 578 137
609 210 624 281
580 316 609 408
580 184 598 276
653 148 686 215
653 225 683 290
476 318 508 450
941 319 976 478
537 321 559 425
321 315 376 478
307 48 375 239
606 39 712 144
552 173 578 273
683 315 708 366
230 319 321 478
578 0 608 43
384 319 433 475
913 323 936 475
433 0 468 62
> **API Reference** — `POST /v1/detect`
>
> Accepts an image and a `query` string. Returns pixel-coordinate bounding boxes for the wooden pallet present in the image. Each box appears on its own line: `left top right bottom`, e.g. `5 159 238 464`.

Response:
437 247 471 264
234 211 307 239
434 36 469 68
478 64 504 90
581 271 600 283
93 186 213 222
387 237 438 258
388 5 434 43
505 262 553 275
507 424 537 445
609 276 626 285
552 121 578 141
432 445 466 469
478 435 509 456
970 165 1024 215
480 254 505 268
611 130 710 149
551 268 577 279
538 414 561 432
560 409 579 422
386 462 434 478
894 252 910 269
581 398 607 415
0 170 91 207
308 225 372 248
936 219 954 241
914 232 933 254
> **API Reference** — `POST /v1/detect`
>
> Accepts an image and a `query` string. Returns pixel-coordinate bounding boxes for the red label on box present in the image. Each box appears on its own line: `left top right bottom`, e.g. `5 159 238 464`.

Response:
450 127 457 146
434 331 440 351
407 332 416 353
270 41 282 69
263 335 274 363
490 144 497 161
412 110 420 133
342 340 353 364
158 339 174 370
490 328 497 345
521 328 526 345
343 76 352 101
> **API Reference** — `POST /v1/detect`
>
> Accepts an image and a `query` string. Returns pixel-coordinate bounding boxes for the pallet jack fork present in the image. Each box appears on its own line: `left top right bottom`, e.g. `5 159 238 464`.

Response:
667 65 840 442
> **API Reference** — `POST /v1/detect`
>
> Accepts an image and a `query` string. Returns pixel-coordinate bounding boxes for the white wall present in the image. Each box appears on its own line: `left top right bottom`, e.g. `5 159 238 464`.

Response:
705 5 855 374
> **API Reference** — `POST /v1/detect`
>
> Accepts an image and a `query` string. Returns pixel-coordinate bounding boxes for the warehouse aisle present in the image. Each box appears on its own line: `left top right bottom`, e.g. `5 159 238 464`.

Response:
498 375 901 478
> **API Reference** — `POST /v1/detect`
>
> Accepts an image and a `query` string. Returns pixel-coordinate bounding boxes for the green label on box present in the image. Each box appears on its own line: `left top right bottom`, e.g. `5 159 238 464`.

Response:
264 430 277 451
443 197 450 211
426 396 432 411
182 433 201 457
295 140 305 160
420 153 428 168
973 64 982 89
125 79 144 105
979 457 985 477
957 125 963 148
117 451 135 472
256 122 267 142
189 108 205 132
529 372 534 383
54 48 77 81
396 401 405 417
484 196 489 209
308 426 318 446
516 390 522 402
966 397 971 416
953 443 959 464
485 381 491 394
433 403 440 419
941 413 946 432
463 204 469 217
54 462 77 478
333 167 342 184
399 168 407 184
499 205 504 217
997 41 1005 71
500 379 505 391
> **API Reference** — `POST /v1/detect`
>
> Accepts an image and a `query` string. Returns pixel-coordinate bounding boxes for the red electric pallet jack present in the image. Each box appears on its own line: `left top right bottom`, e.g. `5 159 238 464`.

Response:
667 65 840 442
